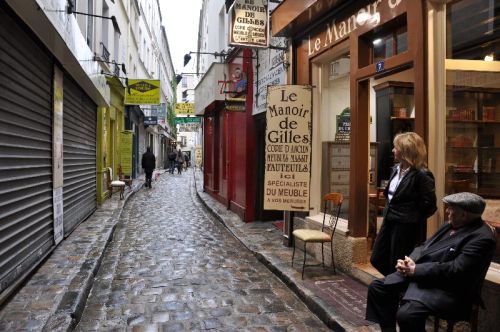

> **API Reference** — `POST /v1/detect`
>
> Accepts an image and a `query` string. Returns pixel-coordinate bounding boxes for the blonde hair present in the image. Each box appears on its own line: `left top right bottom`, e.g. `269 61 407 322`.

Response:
393 132 428 169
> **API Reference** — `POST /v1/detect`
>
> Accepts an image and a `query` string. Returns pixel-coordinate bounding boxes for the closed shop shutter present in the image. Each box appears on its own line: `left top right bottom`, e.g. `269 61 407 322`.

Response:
0 6 54 297
62 75 97 235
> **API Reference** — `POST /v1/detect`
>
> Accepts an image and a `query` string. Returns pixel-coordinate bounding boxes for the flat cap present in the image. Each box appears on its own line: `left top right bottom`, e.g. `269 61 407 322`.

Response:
442 192 486 215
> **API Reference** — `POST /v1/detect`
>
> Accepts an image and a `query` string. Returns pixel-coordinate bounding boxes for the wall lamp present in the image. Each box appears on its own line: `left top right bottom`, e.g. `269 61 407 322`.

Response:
67 0 121 34
94 57 127 75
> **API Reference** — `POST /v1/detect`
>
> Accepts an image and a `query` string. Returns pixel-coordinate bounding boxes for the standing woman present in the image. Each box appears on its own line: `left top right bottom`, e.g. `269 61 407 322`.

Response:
370 132 437 276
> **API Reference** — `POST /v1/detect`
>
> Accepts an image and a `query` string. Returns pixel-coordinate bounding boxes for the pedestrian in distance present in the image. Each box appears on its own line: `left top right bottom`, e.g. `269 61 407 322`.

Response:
184 153 190 170
168 150 177 174
141 147 156 188
176 149 184 175
365 192 497 332
371 131 437 276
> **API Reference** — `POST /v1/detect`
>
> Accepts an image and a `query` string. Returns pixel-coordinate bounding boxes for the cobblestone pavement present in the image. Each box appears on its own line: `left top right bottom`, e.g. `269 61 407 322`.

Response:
75 170 330 331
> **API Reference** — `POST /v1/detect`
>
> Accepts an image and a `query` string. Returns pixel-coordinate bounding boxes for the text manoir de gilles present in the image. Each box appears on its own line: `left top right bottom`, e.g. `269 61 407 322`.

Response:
267 90 310 144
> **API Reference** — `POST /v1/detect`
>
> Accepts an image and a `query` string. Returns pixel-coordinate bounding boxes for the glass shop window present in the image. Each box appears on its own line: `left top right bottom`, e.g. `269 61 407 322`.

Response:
445 0 500 264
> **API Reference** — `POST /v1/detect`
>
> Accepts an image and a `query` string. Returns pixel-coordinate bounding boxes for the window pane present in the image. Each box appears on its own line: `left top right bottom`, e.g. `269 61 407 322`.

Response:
396 26 407 55
447 0 500 60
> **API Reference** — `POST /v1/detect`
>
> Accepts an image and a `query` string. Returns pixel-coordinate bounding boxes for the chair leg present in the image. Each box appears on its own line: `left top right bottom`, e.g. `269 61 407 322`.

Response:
120 187 124 200
331 241 336 274
292 242 296 267
302 242 307 279
321 243 325 267
446 321 455 332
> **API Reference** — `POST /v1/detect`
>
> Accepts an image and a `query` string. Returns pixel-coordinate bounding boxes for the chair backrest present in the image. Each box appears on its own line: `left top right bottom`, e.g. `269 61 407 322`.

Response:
107 167 114 182
322 192 343 235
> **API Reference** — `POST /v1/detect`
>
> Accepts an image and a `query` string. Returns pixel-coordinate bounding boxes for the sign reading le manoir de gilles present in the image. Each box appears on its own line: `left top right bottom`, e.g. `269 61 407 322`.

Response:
124 79 160 105
229 0 268 48
264 85 312 212
306 0 404 57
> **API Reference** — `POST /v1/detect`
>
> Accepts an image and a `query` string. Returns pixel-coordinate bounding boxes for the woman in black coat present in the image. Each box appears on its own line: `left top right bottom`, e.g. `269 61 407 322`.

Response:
370 132 437 276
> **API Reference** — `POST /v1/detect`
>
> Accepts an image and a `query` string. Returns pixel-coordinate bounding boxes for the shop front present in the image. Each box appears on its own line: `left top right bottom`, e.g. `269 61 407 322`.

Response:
272 0 499 267
273 0 499 327
195 50 257 222
273 0 425 271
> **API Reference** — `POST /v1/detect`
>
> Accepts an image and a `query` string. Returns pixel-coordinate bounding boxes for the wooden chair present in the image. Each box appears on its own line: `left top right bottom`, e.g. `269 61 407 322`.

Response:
107 167 126 200
292 192 343 279
118 164 132 188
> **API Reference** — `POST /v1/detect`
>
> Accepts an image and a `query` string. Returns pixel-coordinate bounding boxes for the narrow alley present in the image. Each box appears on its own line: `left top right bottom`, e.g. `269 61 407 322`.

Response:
72 170 329 331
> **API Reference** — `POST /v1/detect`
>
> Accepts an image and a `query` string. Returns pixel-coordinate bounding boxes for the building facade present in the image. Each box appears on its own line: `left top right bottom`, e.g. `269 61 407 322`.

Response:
272 0 499 328
0 0 175 304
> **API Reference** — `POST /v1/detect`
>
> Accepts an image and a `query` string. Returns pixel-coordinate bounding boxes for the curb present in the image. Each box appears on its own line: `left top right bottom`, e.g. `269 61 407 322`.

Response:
42 183 142 332
192 171 346 331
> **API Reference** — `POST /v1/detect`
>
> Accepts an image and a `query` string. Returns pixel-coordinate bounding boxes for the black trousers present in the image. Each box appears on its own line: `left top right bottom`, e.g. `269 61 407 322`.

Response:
145 171 153 187
366 279 432 332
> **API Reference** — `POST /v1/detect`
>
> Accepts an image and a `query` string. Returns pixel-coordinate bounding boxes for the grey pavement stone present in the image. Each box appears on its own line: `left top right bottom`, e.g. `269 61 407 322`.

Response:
0 167 383 332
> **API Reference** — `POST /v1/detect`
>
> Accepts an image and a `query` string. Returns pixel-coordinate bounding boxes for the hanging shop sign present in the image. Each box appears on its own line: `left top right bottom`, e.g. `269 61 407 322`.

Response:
195 145 202 167
218 63 248 98
175 117 201 124
144 116 158 125
120 130 134 176
175 102 195 115
178 123 200 132
225 97 246 111
124 79 160 105
229 0 269 48
264 85 312 211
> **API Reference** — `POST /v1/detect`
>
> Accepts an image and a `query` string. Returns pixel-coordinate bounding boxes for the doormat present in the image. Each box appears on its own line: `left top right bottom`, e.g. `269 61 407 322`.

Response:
272 221 284 231
303 276 375 327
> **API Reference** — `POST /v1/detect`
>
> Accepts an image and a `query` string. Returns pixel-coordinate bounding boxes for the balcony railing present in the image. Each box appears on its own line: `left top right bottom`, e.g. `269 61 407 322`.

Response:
113 62 120 77
100 42 110 62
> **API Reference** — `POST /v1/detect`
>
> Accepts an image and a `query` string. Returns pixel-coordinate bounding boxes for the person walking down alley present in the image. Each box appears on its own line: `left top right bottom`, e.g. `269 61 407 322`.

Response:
370 132 437 276
142 147 156 188
365 192 496 332
184 153 190 170
168 150 177 174
176 149 184 175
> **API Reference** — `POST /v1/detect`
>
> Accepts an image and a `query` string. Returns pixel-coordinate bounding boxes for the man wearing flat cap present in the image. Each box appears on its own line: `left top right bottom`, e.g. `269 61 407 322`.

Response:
366 192 496 332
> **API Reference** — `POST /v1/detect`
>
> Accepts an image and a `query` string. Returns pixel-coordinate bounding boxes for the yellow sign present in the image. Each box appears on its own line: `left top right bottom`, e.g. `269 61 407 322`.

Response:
120 131 134 176
175 102 195 115
264 85 312 211
124 79 160 105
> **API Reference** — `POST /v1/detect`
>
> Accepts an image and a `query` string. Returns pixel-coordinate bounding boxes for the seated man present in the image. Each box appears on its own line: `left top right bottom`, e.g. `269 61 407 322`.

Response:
366 192 496 332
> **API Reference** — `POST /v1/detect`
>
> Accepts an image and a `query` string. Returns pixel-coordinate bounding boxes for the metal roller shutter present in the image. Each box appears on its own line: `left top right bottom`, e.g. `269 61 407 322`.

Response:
0 6 54 297
62 75 97 235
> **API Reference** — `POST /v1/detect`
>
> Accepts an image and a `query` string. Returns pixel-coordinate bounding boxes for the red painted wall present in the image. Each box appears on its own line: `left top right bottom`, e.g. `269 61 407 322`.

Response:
203 49 257 222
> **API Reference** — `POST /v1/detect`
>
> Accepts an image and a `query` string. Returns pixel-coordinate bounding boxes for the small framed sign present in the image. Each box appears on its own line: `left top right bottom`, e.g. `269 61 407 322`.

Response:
376 60 385 72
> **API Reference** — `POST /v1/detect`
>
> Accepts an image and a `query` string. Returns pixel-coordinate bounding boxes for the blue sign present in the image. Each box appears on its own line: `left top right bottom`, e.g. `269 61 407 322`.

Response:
376 60 385 72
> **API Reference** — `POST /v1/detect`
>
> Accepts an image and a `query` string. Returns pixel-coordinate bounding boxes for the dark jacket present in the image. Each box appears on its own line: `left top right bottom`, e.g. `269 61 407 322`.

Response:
385 219 496 321
168 152 176 161
141 150 156 172
382 167 437 224
371 166 437 275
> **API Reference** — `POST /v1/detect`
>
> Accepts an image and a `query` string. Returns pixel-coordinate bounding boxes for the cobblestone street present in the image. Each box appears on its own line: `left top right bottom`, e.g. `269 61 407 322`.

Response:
75 170 330 331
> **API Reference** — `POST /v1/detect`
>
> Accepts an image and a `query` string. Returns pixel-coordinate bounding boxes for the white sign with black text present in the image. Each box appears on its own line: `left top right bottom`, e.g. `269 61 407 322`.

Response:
229 0 269 48
264 85 312 211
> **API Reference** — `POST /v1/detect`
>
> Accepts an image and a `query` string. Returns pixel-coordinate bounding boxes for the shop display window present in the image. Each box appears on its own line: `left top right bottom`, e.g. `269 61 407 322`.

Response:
446 0 500 264
446 0 499 61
